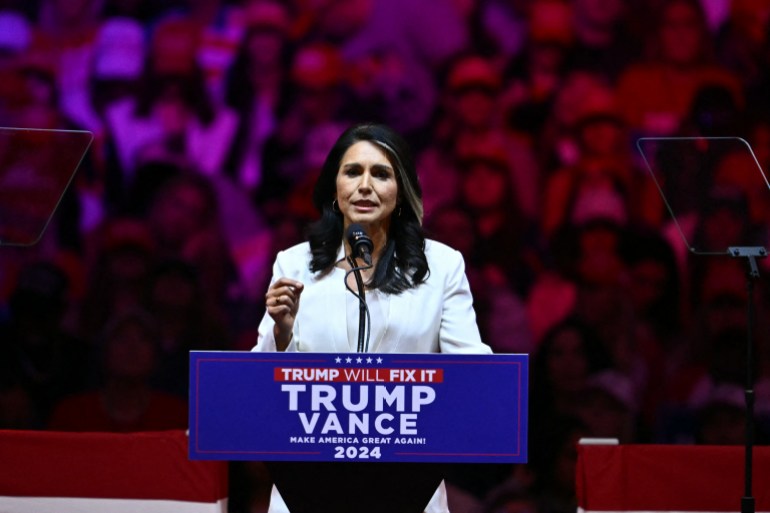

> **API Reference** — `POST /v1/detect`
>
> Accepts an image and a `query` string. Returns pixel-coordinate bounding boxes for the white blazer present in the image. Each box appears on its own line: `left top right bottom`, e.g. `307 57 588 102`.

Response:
253 239 491 513
254 239 491 355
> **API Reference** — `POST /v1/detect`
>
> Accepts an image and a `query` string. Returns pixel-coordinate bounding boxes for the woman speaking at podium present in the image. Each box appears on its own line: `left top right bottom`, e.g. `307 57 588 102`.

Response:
254 122 491 512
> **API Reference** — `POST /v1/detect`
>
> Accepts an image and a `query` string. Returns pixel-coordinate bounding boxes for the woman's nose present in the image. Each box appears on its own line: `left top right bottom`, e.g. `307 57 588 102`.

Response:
358 171 372 190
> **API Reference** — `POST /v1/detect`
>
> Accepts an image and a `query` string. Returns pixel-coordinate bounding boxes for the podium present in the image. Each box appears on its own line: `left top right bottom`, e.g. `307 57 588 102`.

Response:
189 351 529 513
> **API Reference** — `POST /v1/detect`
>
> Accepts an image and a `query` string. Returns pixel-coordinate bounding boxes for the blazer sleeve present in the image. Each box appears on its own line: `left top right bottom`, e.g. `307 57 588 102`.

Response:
436 246 492 354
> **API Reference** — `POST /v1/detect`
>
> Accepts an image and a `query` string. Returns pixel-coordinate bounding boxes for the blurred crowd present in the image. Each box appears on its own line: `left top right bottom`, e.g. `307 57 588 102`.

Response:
2 0 770 511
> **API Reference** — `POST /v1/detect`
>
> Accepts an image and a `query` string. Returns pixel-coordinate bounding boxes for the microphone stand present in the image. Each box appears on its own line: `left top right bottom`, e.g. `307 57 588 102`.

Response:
728 246 767 513
346 256 371 353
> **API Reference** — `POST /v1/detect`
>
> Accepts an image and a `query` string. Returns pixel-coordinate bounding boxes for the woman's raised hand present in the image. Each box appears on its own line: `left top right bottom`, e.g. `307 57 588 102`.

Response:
265 278 304 350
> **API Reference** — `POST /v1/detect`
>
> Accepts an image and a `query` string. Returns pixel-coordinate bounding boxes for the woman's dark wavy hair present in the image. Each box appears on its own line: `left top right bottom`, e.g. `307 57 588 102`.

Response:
307 123 429 294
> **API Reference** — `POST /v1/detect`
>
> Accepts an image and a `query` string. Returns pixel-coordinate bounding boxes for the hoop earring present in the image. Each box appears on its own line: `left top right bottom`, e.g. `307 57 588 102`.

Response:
332 199 341 213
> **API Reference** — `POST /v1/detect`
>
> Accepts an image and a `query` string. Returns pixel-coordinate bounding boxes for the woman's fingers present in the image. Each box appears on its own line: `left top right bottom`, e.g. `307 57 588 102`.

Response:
267 293 297 311
266 279 304 345
265 278 304 314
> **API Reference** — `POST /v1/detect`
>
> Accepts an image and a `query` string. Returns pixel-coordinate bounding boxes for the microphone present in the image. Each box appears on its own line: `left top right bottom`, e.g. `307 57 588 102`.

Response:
346 223 373 266
344 223 372 352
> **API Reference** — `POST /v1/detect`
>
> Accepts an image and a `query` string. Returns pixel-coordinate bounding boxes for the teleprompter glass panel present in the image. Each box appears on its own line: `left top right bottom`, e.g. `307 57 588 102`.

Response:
637 137 770 255
0 128 93 246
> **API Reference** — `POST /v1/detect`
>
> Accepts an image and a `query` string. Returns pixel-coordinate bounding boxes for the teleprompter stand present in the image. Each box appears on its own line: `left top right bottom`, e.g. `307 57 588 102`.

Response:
728 246 767 513
638 137 770 513
266 461 446 513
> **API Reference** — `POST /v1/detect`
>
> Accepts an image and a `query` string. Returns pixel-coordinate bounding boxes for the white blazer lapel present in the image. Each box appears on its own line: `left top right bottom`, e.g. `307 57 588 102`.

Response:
373 284 414 353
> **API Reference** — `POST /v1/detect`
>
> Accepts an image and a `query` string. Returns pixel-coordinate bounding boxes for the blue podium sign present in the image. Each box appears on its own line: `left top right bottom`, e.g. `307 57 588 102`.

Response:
189 351 528 464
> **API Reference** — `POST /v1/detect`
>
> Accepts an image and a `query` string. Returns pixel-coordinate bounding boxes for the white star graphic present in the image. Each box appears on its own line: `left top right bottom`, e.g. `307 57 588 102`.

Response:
376 357 383 364
366 357 373 364
335 357 342 363
345 357 352 364
356 357 363 364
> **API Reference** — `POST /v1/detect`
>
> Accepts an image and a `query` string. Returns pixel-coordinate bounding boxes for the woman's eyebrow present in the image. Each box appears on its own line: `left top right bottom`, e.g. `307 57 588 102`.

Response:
341 162 394 172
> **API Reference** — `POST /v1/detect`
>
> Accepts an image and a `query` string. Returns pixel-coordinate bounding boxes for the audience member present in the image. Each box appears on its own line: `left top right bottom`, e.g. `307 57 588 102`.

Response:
469 0 530 68
457 134 541 296
551 219 665 426
576 369 641 442
180 0 245 104
342 0 469 133
144 258 229 397
78 217 156 342
529 317 611 431
615 0 742 137
418 54 505 217
258 41 350 212
618 227 684 390
345 42 437 140
694 382 750 445
0 9 33 125
35 0 102 127
223 0 293 192
529 415 589 513
88 17 146 124
662 324 770 444
49 308 188 432
540 81 633 237
503 32 571 143
567 0 640 83
536 70 604 172
0 261 90 427
715 0 770 88
104 17 237 181
145 172 237 310
426 204 534 354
